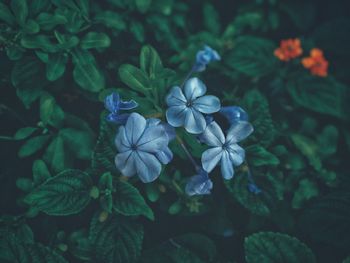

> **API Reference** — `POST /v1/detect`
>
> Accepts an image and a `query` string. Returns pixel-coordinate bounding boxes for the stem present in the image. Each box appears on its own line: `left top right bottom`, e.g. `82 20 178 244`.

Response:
180 67 195 88
176 135 200 172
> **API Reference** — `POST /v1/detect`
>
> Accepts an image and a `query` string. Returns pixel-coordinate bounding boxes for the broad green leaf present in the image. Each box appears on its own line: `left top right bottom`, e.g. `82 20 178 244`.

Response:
16 178 33 192
343 257 350 263
46 53 68 81
27 243 68 263
226 36 278 77
292 179 319 209
130 20 145 42
244 232 316 263
32 159 51 184
54 31 80 50
0 231 31 262
44 135 68 173
0 2 15 25
113 180 154 220
75 0 89 16
72 50 105 92
81 32 111 50
203 3 221 34
99 172 113 213
30 0 51 16
24 169 93 216
135 0 152 13
287 75 350 120
89 214 144 263
59 128 94 160
36 12 67 30
21 35 58 53
22 19 40 34
140 45 162 78
14 127 38 140
94 11 126 30
246 145 280 167
18 135 51 158
299 191 350 249
11 0 28 24
40 93 65 128
6 45 24 61
119 64 150 93
317 125 338 158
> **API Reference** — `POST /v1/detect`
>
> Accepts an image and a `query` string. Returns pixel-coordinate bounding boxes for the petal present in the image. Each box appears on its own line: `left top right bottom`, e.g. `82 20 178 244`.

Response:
220 106 249 125
115 150 136 177
184 78 207 100
125 113 147 145
221 151 234 180
184 109 206 134
161 123 176 141
156 147 173 164
134 151 162 183
119 99 138 110
166 105 188 127
185 172 213 196
193 95 221 114
201 147 223 173
147 118 161 127
137 126 169 153
106 113 129 124
200 121 224 146
104 92 120 113
227 143 245 166
166 86 187 107
226 121 254 144
115 126 130 152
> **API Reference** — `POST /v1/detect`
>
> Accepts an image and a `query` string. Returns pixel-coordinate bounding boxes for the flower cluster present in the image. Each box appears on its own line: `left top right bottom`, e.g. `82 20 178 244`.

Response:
274 38 329 77
107 45 253 196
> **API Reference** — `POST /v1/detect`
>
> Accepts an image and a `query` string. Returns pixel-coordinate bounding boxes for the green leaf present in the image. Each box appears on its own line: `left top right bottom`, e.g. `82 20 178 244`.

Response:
98 172 113 213
226 36 278 77
94 11 126 30
27 243 69 263
11 0 28 24
21 35 58 53
343 256 350 263
135 0 152 13
24 169 93 216
46 53 68 81
81 32 111 50
246 145 280 167
317 125 338 158
40 93 65 128
287 75 350 120
130 20 145 42
32 159 51 185
113 180 154 220
280 2 315 31
244 232 316 263
140 45 162 78
30 0 51 16
75 0 89 17
0 2 15 25
203 3 221 34
36 12 67 30
89 214 144 263
299 191 350 249
119 64 150 93
22 19 40 34
14 127 38 140
18 135 51 158
6 45 24 61
292 179 319 209
72 50 105 92
44 135 68 173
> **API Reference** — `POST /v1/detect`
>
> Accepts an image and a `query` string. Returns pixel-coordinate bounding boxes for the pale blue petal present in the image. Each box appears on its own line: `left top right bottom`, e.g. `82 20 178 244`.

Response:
156 147 173 164
135 151 162 183
161 123 176 141
184 109 206 134
104 92 120 113
202 147 223 173
184 78 207 101
220 106 248 125
185 172 213 196
115 126 130 152
115 150 136 177
166 105 188 127
166 86 186 107
106 113 129 124
200 121 224 147
193 95 221 114
119 99 138 110
147 118 161 127
125 113 147 144
227 144 245 166
221 151 234 180
137 126 168 153
226 121 254 144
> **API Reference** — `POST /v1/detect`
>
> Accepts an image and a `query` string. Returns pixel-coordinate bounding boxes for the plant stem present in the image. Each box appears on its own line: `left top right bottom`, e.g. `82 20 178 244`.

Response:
176 135 200 172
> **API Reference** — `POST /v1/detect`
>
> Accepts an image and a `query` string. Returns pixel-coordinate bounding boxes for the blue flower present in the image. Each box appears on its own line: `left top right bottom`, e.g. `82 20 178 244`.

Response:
185 169 213 196
193 45 221 72
114 113 173 183
220 106 249 125
105 92 138 124
247 183 262 195
200 121 254 179
166 78 221 134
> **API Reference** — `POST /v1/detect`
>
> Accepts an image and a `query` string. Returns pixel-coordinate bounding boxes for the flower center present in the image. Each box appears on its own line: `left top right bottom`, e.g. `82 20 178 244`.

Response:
186 100 193 107
130 144 138 151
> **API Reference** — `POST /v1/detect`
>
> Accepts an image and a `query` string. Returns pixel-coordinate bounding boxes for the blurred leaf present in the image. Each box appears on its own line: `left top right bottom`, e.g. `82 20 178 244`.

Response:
22 19 40 34
81 32 111 50
89 214 143 263
14 127 38 140
203 3 221 34
11 0 28 25
292 179 319 209
44 135 69 173
94 11 126 30
0 2 16 25
6 46 24 61
24 169 92 216
113 180 154 220
119 64 150 93
18 135 51 158
29 0 51 16
46 53 68 81
317 125 338 158
130 20 145 42
226 36 278 78
140 45 163 78
280 2 315 31
246 144 280 167
32 159 51 185
21 35 58 53
135 0 152 13
244 232 316 263
36 12 67 30
39 93 65 128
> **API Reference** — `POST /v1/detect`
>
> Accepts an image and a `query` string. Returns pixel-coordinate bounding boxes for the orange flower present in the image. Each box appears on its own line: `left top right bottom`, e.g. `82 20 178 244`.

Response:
302 48 328 77
274 38 303 61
